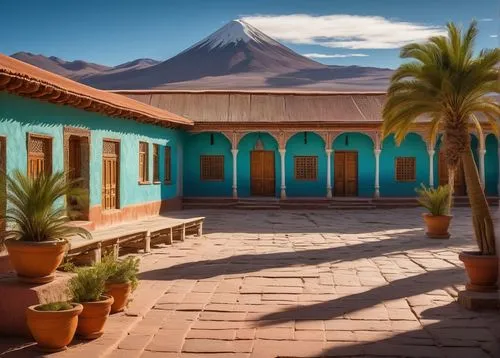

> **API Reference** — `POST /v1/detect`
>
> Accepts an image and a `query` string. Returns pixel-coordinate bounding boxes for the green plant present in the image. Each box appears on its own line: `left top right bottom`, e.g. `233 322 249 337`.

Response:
416 184 451 216
102 255 140 291
35 302 73 312
68 264 108 303
0 170 91 247
382 21 499 255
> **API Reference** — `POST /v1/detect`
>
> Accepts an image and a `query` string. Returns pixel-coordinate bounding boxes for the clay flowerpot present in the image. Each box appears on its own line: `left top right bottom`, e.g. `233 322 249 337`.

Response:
105 282 132 313
459 251 499 292
26 303 83 352
5 240 67 283
422 214 452 239
76 295 114 339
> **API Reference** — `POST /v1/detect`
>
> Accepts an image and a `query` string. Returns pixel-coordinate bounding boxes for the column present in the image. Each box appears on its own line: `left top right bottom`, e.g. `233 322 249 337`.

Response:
374 149 381 198
279 149 286 199
479 148 486 189
428 149 435 188
326 149 333 198
231 149 238 199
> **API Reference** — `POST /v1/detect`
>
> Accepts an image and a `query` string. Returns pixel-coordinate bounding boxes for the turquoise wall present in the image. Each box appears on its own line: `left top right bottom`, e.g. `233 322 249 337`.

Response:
237 132 280 197
0 92 181 208
286 132 326 197
183 132 232 197
333 133 375 197
485 134 498 196
380 133 429 196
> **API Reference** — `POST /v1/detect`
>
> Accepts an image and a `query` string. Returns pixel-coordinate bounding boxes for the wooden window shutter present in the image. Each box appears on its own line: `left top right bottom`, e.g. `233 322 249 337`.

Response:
294 156 318 180
102 140 120 210
139 142 149 183
153 144 160 182
200 155 224 181
164 146 172 183
27 134 52 178
395 157 416 182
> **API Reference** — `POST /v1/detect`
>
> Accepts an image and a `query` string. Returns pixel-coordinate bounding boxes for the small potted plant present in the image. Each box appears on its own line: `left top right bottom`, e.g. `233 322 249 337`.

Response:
26 301 82 352
1 170 91 283
103 256 140 313
69 264 114 339
416 184 452 239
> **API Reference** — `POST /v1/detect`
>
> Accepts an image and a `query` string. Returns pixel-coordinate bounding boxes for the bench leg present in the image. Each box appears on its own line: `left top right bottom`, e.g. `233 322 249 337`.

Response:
93 243 102 264
168 228 173 245
113 242 119 259
197 222 203 237
145 231 151 253
181 224 186 241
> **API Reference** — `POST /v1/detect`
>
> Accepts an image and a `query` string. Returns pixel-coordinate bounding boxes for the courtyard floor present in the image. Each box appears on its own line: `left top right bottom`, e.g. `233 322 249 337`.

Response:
2 207 500 357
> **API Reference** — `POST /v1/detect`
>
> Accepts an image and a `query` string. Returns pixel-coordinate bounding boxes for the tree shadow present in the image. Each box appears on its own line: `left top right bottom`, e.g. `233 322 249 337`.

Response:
140 228 454 282
256 268 464 325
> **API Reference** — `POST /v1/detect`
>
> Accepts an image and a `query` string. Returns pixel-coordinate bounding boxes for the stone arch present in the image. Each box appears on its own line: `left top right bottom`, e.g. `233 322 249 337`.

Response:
183 131 233 197
285 131 327 197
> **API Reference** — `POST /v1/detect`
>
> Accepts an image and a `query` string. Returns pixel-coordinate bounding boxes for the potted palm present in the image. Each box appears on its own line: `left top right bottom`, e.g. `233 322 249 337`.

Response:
69 264 114 339
26 301 82 352
416 184 452 238
1 170 91 283
383 21 499 292
103 256 140 313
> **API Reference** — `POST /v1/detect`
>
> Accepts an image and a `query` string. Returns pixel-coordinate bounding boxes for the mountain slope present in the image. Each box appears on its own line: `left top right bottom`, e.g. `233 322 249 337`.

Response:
11 20 393 91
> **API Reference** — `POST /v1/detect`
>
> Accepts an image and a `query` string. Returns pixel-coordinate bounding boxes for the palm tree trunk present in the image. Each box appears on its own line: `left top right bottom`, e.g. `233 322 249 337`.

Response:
462 147 496 255
447 168 455 215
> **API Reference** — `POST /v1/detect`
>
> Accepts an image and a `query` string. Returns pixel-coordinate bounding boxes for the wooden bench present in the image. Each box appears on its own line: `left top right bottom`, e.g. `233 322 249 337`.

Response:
65 216 205 264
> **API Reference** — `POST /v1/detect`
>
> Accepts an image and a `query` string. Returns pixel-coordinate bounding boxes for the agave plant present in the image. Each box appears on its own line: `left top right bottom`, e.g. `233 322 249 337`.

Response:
382 21 499 255
416 184 451 216
0 170 91 246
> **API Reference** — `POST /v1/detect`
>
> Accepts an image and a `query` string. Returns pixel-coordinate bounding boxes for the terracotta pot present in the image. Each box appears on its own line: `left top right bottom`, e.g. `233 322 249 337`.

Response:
5 240 67 283
26 303 82 352
459 251 499 292
105 282 132 313
76 295 114 339
422 214 452 239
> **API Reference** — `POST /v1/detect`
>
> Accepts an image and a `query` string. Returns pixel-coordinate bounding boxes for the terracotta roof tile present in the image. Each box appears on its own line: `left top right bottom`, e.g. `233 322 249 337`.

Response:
0 54 192 128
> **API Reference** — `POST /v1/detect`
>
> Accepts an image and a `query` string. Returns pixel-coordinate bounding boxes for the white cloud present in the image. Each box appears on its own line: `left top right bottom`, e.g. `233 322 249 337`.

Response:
490 34 498 38
241 14 446 49
303 53 369 58
480 18 494 22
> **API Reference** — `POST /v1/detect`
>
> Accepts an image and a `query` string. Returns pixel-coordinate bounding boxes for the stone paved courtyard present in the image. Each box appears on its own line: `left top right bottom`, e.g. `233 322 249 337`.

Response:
2 207 500 357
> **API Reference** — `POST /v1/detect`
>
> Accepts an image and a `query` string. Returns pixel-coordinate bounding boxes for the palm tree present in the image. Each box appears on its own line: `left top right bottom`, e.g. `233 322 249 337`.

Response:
382 21 500 255
0 170 91 245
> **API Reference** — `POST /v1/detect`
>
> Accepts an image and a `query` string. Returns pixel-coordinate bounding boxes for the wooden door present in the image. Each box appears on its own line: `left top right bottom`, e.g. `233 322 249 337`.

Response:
102 140 119 210
251 151 275 196
68 137 82 180
334 151 358 196
438 152 466 195
27 134 52 178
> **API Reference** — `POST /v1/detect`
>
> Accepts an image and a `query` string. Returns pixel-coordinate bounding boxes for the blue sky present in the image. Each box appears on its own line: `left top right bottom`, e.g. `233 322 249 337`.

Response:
0 0 498 69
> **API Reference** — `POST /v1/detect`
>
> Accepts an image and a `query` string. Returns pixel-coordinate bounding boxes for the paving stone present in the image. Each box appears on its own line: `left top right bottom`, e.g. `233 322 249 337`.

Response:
186 329 237 340
118 334 153 350
182 339 254 353
255 327 295 340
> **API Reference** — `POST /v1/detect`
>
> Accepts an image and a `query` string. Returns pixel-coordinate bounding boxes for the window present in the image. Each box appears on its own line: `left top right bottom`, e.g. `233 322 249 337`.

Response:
139 142 149 183
200 155 224 181
153 144 160 182
164 146 172 183
102 140 120 210
395 157 416 182
294 156 318 180
27 134 52 178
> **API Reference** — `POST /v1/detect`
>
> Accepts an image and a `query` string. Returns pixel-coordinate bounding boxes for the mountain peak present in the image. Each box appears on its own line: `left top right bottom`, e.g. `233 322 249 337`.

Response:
186 19 279 52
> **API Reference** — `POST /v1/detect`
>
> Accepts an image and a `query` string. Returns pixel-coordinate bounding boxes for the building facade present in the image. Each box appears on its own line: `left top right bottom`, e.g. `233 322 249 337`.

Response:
121 91 499 200
1 54 498 231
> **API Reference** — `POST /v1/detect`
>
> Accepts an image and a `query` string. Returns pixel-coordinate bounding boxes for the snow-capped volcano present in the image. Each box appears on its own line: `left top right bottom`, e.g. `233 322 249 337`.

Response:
13 20 392 91
183 19 280 51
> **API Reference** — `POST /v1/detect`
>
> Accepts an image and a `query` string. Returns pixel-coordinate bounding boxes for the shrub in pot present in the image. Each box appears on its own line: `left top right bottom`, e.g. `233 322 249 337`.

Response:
382 21 499 294
26 301 82 352
416 184 452 239
1 170 91 283
69 264 114 339
102 255 140 313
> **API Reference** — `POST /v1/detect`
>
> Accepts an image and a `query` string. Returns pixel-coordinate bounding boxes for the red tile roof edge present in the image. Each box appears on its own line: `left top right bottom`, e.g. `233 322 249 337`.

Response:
0 54 192 128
